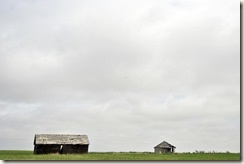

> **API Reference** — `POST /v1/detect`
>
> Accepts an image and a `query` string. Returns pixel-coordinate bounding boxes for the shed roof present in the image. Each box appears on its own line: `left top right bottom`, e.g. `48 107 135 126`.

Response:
154 141 176 148
34 134 89 145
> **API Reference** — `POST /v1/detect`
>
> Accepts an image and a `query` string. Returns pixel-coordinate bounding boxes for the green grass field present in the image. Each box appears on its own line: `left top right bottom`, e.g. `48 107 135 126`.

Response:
0 150 240 160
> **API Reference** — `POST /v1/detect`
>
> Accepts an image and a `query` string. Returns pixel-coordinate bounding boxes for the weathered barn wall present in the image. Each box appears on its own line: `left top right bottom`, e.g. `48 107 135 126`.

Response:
34 144 88 154
154 147 172 154
154 147 161 154
62 145 89 154
34 144 60 154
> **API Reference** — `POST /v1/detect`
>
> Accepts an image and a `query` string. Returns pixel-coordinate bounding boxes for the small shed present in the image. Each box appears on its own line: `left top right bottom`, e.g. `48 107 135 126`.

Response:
154 141 176 154
34 134 89 154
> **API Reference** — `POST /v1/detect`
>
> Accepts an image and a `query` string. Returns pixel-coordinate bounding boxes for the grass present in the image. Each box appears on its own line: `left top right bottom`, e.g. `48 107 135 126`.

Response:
0 150 241 160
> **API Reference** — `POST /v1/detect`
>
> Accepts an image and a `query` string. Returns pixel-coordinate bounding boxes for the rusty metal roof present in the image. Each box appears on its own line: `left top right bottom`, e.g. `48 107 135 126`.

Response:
154 141 176 148
34 134 89 145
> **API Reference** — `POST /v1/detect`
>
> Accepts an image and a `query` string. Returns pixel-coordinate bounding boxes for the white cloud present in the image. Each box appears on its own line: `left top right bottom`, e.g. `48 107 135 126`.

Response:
0 0 240 152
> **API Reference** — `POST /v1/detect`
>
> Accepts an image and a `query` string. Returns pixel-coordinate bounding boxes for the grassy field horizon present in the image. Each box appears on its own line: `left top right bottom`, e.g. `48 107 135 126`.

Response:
0 150 240 160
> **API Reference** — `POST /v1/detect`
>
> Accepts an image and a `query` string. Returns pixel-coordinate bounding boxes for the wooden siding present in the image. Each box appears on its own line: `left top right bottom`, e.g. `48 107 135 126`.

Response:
62 145 89 154
34 144 60 154
154 147 173 154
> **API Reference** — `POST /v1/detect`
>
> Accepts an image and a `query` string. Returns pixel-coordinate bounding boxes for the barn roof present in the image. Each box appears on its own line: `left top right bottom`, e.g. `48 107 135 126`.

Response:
154 141 176 148
34 134 89 145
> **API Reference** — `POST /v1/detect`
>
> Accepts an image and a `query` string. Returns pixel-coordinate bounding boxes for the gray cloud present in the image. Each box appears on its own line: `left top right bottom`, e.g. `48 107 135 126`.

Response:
0 0 240 152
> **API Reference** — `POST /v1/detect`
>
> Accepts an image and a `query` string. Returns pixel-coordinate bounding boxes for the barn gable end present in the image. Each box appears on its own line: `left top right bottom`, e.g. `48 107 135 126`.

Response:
154 141 176 154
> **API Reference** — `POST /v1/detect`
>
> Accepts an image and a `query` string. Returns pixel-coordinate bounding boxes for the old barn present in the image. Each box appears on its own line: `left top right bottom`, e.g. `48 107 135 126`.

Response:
154 141 176 154
34 134 89 154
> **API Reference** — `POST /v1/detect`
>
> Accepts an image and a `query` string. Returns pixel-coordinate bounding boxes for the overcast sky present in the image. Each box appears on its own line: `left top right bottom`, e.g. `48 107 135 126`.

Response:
0 0 240 152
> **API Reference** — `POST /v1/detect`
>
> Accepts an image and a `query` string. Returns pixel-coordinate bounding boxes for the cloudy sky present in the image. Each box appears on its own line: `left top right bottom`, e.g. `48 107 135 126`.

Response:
0 0 240 152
